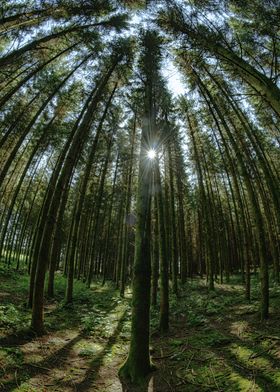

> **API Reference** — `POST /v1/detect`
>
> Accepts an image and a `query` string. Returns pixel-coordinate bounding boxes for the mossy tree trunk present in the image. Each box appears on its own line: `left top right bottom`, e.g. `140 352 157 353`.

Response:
119 30 161 383
118 125 154 383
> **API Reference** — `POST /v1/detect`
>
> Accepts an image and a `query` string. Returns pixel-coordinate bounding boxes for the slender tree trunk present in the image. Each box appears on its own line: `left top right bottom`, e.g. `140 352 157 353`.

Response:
155 160 169 333
151 201 159 306
120 115 136 296
168 143 178 295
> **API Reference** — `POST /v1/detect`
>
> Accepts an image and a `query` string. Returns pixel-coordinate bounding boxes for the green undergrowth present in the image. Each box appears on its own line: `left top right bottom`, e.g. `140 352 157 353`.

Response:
0 264 130 334
0 266 131 391
1 267 280 391
157 276 280 391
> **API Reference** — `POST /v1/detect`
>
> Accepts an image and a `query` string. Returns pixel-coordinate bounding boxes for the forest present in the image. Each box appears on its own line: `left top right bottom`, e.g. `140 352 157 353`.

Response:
0 0 279 391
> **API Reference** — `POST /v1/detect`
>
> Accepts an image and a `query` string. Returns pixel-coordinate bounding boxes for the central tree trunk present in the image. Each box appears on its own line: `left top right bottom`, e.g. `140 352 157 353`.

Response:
119 30 160 384
118 128 154 383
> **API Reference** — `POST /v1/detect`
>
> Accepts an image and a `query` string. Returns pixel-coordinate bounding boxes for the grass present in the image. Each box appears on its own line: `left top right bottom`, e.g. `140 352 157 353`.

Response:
1 266 280 391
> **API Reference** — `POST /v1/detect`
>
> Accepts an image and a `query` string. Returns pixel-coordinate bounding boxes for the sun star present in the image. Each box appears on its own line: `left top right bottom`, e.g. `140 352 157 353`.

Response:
147 149 156 160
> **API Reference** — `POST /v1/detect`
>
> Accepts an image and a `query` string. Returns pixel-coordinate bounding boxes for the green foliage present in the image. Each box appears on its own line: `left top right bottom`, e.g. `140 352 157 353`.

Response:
0 268 30 333
0 347 24 365
78 347 99 357
187 311 208 327
170 338 186 347
1 270 280 390
0 304 26 329
12 383 39 392
80 296 126 336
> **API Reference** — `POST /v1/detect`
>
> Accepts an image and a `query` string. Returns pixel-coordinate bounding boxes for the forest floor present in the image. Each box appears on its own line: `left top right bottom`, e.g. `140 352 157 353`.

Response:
1 268 280 391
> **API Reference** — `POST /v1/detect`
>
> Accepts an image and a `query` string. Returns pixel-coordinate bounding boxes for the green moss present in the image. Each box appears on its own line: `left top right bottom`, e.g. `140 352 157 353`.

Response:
170 338 186 347
230 344 271 369
229 372 262 391
0 347 24 369
13 383 42 392
271 371 280 385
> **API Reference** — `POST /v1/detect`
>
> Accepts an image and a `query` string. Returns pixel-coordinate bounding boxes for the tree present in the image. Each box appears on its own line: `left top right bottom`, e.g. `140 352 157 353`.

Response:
158 3 280 117
119 30 162 383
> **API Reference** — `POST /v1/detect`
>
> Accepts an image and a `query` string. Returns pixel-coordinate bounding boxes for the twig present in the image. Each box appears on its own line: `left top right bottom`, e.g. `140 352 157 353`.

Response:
186 353 194 370
175 375 213 389
153 344 190 360
28 363 51 371
267 336 280 341
14 370 19 387
161 375 175 392
210 362 221 391
248 346 274 360
153 352 175 360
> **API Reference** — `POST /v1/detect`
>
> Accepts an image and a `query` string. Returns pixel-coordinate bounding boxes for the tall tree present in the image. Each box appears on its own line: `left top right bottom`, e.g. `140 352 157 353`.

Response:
119 30 162 383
